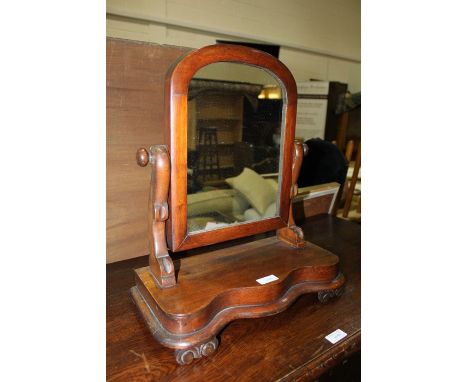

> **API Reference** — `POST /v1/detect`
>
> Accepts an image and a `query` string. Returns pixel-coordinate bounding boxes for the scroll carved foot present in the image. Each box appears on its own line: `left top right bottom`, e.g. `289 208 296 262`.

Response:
317 287 344 304
174 337 219 365
277 225 305 248
290 225 304 240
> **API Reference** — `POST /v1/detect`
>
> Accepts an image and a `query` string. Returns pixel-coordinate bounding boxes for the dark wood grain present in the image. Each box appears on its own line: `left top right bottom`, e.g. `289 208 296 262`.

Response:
107 215 361 381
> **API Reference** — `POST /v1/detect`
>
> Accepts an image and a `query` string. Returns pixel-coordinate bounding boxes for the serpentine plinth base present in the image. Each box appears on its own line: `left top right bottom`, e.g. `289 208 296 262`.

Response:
131 236 345 365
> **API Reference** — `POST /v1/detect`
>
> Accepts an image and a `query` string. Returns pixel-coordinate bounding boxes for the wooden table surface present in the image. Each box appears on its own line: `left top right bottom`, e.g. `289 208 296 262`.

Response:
107 215 361 381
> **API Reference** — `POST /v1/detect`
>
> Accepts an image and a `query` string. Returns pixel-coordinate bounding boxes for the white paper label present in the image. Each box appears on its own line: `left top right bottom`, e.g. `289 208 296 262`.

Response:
325 329 347 344
256 274 279 285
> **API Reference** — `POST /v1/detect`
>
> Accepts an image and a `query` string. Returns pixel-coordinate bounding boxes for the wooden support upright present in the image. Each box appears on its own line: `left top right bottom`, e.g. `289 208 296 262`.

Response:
137 145 176 288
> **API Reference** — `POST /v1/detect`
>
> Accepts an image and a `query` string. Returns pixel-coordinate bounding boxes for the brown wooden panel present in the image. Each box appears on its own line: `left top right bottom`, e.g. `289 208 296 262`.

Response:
107 38 191 263
293 194 334 220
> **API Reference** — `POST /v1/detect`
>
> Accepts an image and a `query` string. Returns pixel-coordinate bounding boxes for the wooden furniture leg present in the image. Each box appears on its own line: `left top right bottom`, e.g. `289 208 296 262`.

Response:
345 139 354 162
318 286 345 303
336 111 349 151
332 140 355 215
343 142 361 218
174 337 219 365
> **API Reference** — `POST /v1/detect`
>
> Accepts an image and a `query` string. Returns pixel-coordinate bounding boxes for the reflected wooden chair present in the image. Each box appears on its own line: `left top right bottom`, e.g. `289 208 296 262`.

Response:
342 141 361 218
197 126 222 182
331 139 355 215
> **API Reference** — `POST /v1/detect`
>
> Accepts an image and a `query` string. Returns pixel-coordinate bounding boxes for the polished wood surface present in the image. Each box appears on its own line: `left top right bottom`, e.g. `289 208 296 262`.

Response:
293 182 340 220
106 38 190 263
163 44 297 252
137 145 176 288
136 148 150 167
107 215 361 381
277 141 306 247
132 236 344 353
294 193 335 219
132 145 344 362
131 44 344 363
139 238 339 316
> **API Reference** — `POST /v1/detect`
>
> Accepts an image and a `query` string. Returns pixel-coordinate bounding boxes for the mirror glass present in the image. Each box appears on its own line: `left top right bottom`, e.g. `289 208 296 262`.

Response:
187 62 284 233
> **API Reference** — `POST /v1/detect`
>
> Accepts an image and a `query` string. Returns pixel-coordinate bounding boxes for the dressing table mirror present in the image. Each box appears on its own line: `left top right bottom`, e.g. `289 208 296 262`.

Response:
131 44 345 365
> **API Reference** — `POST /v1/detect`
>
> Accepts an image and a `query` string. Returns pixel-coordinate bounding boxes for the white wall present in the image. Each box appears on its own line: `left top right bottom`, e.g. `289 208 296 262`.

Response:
106 0 361 92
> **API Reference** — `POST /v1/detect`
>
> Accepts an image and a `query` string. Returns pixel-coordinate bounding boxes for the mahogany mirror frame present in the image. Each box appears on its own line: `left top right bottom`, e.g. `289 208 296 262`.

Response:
164 44 297 252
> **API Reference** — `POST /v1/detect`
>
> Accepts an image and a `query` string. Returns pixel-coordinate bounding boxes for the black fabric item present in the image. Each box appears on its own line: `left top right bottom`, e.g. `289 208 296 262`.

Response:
298 138 348 188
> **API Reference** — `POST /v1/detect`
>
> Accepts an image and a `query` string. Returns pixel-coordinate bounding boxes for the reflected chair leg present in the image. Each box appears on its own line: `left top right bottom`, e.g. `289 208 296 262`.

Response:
343 142 361 218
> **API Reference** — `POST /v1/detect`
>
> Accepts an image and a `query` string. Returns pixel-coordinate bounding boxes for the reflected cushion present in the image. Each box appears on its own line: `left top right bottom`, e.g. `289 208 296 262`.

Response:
263 202 277 218
243 208 262 221
265 178 278 192
226 167 277 215
187 189 249 218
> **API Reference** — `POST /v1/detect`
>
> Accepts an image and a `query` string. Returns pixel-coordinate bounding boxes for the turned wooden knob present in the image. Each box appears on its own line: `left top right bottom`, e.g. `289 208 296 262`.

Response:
136 147 150 167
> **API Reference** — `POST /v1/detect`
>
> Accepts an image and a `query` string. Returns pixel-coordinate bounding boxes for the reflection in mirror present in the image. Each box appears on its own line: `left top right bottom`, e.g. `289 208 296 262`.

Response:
187 62 284 233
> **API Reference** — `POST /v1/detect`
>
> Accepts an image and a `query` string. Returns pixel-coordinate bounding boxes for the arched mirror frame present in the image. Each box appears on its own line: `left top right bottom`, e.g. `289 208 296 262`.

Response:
164 44 297 252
